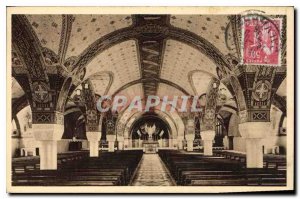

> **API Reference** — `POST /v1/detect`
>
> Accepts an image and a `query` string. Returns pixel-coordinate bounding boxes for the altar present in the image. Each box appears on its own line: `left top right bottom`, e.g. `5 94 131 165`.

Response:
142 123 159 153
142 140 159 153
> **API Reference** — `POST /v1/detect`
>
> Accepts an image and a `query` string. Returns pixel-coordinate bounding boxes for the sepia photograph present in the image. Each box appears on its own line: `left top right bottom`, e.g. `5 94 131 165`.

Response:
6 6 294 193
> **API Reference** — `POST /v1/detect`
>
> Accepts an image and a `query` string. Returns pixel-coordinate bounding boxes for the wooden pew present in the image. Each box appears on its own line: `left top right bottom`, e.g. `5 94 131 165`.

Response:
158 150 286 186
12 150 143 186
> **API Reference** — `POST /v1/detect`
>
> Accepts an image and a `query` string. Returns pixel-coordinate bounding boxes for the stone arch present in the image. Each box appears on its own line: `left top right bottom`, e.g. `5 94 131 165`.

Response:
128 114 173 139
121 109 183 140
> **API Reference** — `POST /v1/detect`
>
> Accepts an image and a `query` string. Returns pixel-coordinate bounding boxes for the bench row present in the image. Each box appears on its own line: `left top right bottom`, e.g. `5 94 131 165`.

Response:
158 150 286 186
12 150 143 186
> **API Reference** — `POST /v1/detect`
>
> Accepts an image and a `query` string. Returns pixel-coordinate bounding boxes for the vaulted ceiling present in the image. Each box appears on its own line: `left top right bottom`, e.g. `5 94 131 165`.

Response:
12 14 232 102
11 14 286 121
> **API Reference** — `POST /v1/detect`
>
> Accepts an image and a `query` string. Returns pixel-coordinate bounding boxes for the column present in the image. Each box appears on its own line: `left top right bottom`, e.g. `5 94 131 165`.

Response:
200 130 215 156
239 122 269 168
124 138 129 149
158 139 163 148
106 134 116 152
117 136 124 150
186 134 195 152
177 136 184 150
139 139 143 148
33 124 64 170
86 131 101 157
185 119 195 152
168 138 173 148
223 135 229 150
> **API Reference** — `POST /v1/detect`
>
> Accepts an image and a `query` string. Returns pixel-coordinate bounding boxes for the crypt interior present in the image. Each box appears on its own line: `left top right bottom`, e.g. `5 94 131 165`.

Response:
11 14 287 186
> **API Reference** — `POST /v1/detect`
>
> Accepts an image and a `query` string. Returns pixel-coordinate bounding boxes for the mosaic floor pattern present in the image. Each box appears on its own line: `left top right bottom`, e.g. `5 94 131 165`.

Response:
131 154 175 186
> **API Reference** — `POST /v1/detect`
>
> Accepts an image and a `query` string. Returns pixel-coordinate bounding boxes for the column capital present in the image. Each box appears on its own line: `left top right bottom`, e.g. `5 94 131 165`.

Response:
239 122 270 138
32 123 64 141
117 136 124 142
200 130 215 141
86 131 101 141
185 133 195 141
32 111 64 125
106 134 116 142
177 135 184 140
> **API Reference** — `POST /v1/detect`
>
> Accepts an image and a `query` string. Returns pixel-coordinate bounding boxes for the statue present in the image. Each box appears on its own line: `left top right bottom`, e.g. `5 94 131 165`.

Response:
145 123 156 141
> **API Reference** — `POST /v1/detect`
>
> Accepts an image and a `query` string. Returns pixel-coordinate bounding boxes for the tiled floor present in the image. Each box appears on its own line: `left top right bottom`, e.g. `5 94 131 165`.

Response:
131 154 175 186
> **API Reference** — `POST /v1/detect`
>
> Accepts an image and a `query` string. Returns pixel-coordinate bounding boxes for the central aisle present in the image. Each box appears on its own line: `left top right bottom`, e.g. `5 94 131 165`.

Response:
131 154 175 186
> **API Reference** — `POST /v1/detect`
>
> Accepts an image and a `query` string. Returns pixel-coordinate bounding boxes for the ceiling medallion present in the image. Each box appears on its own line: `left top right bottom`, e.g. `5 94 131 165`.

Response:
252 80 271 102
32 81 50 103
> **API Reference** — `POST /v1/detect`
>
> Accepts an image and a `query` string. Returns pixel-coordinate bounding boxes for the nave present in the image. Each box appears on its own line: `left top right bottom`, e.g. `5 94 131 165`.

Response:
10 13 288 188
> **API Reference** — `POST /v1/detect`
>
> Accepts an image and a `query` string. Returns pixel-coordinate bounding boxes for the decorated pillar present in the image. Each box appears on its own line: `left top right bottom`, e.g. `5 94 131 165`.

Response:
85 108 101 157
228 14 286 168
201 79 220 156
105 110 117 152
116 123 125 150
236 66 285 167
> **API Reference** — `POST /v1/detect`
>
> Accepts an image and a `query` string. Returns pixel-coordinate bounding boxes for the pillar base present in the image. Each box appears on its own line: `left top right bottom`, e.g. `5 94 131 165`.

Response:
185 134 195 152
86 131 101 157
201 130 215 156
246 138 263 168
186 140 194 151
239 122 270 168
177 136 184 150
39 140 58 170
33 124 64 170
118 141 124 150
107 135 116 152
168 138 173 148
117 137 124 150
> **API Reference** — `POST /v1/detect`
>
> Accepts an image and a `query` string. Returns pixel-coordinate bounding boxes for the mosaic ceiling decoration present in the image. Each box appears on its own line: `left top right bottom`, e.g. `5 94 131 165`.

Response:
170 15 236 57
84 40 140 96
161 39 218 95
26 15 63 54
66 15 133 58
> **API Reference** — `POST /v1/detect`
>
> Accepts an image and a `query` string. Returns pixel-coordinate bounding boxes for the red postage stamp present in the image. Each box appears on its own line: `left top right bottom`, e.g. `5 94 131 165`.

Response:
241 16 282 66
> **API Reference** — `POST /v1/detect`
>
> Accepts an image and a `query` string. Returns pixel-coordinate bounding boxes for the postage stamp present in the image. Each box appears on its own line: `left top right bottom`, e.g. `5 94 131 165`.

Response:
241 16 282 66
